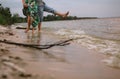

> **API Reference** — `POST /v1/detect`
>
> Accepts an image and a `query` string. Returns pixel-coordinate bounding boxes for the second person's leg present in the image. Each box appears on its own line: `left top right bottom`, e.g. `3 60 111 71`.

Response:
44 4 69 18
38 5 44 32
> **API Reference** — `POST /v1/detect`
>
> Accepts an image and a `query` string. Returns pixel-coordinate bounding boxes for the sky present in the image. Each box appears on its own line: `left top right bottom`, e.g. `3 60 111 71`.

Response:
0 0 120 17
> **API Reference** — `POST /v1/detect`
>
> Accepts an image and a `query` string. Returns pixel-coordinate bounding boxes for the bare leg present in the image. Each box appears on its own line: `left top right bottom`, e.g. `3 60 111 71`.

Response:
38 22 42 32
37 12 69 32
32 28 34 34
25 16 31 33
54 11 69 18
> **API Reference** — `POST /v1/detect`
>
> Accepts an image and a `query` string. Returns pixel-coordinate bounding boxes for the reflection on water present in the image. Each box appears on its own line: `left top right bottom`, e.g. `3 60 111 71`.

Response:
53 18 120 68
17 18 120 68
26 32 41 44
56 29 120 68
18 31 67 62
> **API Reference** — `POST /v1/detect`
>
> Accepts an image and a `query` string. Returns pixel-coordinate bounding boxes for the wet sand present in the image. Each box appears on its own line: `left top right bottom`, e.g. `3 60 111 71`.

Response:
0 25 120 79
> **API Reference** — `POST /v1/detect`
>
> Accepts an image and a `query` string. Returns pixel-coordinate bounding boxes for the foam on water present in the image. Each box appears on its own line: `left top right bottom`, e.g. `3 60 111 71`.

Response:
102 57 120 68
55 28 120 68
15 18 120 68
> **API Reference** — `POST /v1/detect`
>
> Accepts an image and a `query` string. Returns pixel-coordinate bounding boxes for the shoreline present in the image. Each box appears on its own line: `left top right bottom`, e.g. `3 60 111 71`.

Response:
0 25 120 79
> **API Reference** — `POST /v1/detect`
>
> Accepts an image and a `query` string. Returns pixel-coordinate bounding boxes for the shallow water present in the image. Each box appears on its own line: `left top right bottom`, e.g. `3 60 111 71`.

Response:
16 18 120 69
45 18 120 68
13 18 120 79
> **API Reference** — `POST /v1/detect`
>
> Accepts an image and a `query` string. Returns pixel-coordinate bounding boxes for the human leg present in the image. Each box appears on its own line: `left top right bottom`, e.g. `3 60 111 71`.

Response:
38 5 44 32
55 11 69 18
25 16 31 33
44 4 69 17
38 22 42 32
32 27 35 34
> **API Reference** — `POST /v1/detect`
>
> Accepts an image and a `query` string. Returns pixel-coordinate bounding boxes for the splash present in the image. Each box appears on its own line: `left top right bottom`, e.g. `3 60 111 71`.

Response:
55 28 120 68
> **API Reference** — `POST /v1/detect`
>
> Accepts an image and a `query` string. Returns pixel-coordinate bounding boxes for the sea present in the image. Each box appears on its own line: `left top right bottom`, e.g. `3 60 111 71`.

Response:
15 17 120 68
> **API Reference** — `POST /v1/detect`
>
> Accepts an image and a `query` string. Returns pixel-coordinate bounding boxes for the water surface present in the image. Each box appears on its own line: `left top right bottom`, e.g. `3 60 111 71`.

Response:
14 18 120 79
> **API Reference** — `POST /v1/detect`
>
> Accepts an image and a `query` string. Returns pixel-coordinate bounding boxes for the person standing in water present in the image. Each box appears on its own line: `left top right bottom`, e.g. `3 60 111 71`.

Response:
22 0 31 33
22 0 39 33
22 0 69 33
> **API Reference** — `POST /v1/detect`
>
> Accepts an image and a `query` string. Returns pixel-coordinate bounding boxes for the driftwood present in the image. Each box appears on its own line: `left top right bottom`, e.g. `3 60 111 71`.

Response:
0 39 74 50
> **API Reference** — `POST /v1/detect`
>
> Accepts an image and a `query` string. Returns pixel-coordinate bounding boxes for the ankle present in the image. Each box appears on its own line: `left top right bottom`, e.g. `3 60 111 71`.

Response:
63 11 69 18
38 29 41 32
25 29 29 33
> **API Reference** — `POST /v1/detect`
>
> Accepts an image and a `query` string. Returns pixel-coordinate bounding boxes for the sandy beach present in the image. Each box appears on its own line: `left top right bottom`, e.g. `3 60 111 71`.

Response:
0 21 120 79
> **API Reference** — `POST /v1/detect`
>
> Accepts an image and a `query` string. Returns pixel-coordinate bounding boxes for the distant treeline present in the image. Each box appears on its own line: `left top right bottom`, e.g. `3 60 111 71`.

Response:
0 4 25 25
0 4 12 25
43 15 98 21
0 4 98 25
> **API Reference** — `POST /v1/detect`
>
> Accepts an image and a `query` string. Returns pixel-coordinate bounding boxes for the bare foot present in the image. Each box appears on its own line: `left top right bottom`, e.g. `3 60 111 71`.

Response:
63 11 69 18
38 29 41 33
25 29 29 33
32 28 35 34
